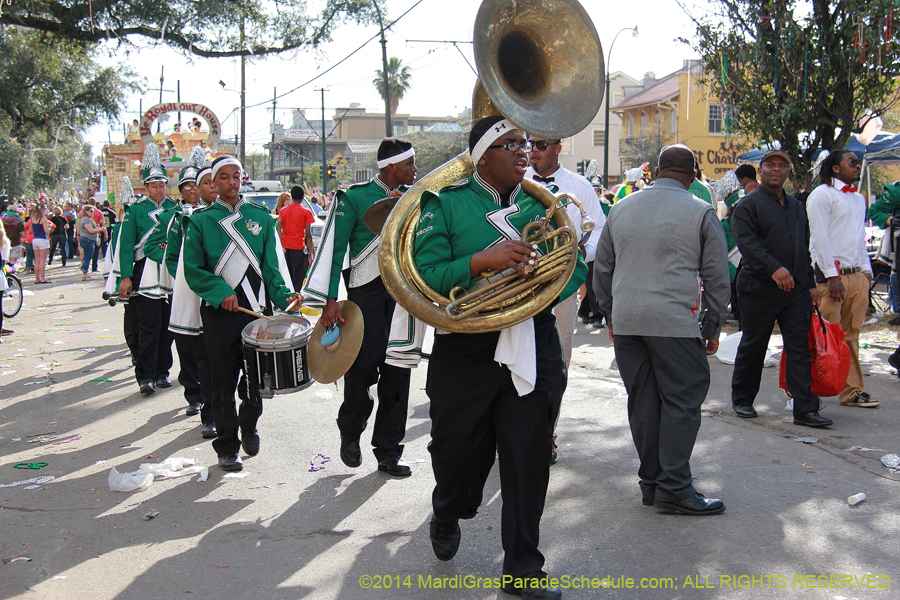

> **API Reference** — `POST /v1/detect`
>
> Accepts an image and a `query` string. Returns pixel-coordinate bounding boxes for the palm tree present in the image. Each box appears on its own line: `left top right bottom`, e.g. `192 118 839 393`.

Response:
373 57 412 118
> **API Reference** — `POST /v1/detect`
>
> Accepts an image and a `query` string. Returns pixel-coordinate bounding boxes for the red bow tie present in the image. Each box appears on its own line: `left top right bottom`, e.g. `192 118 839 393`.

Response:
841 185 858 193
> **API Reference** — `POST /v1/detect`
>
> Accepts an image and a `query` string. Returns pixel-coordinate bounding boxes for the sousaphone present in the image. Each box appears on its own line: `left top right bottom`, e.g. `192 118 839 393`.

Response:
378 0 605 333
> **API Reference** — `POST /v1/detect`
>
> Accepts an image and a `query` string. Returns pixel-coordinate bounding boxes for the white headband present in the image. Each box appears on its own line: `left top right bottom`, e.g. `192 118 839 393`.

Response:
471 119 517 166
211 157 243 181
197 166 212 182
376 147 415 169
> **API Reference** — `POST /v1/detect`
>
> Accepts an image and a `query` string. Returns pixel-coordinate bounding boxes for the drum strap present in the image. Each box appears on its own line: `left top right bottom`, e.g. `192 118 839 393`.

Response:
240 276 266 314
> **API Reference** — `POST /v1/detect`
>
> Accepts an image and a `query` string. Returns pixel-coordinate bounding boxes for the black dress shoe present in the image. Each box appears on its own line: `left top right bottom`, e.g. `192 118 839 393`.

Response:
733 404 758 418
200 422 217 439
185 402 202 416
340 437 362 468
241 431 260 456
793 410 833 428
155 375 172 388
654 492 725 515
139 380 155 394
549 442 558 466
218 454 243 471
377 457 411 477
501 572 562 599
1 328 14 336
429 517 460 561
641 485 656 507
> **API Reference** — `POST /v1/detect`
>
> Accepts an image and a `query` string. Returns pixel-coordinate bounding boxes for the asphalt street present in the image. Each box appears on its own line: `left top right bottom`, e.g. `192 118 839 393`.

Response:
0 262 898 600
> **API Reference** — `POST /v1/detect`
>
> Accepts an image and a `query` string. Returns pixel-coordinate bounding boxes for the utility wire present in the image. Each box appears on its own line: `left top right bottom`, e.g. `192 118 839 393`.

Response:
244 0 426 109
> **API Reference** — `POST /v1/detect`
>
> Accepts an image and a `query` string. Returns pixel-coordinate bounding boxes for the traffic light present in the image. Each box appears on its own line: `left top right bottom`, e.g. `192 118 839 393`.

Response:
326 165 336 180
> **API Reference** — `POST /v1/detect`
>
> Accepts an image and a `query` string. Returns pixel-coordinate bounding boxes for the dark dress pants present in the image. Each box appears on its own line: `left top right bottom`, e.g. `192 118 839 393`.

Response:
174 332 214 425
123 301 140 359
338 277 411 461
427 312 564 578
284 248 309 292
578 260 602 320
731 275 817 415
66 229 76 259
201 305 261 458
614 335 709 503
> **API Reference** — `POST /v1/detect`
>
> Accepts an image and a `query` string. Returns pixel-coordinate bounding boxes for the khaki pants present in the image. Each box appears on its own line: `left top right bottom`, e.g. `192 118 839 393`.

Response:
817 271 868 403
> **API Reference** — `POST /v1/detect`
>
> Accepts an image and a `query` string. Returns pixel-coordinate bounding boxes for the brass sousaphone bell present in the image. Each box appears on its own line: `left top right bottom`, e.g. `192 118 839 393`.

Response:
377 0 605 333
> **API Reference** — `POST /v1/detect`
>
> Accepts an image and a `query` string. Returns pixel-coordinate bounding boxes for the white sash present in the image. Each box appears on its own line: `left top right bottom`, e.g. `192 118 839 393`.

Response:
385 305 433 368
486 204 537 396
169 248 202 335
302 201 339 307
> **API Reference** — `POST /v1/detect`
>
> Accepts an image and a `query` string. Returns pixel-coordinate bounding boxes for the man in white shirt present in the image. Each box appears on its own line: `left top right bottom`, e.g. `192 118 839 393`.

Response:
525 134 605 464
807 150 879 408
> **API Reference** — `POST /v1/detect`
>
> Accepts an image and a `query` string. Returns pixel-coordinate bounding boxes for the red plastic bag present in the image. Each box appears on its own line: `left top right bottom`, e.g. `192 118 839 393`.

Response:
779 309 851 397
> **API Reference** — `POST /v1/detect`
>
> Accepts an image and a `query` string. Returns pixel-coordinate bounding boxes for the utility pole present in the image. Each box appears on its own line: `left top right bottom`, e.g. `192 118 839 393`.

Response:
372 2 392 137
177 80 181 128
148 67 173 133
269 87 277 180
319 88 328 195
239 19 247 165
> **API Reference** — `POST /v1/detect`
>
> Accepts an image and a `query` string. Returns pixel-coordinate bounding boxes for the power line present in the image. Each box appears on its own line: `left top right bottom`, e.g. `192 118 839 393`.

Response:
244 0 427 110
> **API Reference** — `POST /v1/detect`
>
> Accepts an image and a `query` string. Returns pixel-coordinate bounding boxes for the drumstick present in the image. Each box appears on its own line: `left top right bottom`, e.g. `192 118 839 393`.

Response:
286 297 301 312
236 307 274 321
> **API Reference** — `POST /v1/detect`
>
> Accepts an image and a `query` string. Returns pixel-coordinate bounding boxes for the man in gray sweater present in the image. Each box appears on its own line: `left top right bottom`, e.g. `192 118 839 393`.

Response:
594 144 730 516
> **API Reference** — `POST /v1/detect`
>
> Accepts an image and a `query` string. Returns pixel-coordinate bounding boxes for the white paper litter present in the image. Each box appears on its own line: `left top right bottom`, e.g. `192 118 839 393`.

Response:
881 454 900 469
108 457 209 492
795 437 818 444
222 472 249 479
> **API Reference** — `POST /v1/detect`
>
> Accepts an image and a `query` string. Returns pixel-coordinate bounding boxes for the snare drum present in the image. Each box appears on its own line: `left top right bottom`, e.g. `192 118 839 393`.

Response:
241 315 314 398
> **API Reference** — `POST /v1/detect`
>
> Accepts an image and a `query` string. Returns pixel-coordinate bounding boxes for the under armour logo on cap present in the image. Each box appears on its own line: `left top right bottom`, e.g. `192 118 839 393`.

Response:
494 123 507 133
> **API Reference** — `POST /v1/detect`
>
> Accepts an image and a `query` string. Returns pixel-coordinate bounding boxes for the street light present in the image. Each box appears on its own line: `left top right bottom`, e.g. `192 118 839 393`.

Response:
220 82 244 161
603 25 639 189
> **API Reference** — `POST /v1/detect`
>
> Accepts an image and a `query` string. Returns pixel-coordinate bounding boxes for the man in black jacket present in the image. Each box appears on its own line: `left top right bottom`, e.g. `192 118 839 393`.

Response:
729 150 832 428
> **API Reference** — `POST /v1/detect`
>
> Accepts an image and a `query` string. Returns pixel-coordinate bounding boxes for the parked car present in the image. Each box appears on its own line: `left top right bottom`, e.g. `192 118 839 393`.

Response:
242 192 324 252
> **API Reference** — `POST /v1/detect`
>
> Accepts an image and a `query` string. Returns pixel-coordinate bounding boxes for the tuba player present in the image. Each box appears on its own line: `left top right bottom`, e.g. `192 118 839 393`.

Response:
414 116 586 600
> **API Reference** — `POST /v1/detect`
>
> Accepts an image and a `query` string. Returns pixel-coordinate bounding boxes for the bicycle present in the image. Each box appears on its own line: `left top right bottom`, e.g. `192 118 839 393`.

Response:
3 265 23 319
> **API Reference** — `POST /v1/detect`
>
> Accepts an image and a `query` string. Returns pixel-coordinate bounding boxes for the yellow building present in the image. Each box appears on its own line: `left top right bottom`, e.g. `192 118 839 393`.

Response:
612 60 749 179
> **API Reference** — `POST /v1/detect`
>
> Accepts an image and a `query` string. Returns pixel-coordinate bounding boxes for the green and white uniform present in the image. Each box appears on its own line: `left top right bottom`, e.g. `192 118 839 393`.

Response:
415 171 587 396
303 176 406 305
183 197 292 312
415 172 585 302
113 195 178 299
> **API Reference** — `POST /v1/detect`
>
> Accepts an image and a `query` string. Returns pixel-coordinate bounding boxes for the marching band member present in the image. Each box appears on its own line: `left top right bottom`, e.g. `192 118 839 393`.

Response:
303 138 417 478
525 134 604 465
115 144 177 395
182 156 300 472
415 116 585 599
144 149 216 439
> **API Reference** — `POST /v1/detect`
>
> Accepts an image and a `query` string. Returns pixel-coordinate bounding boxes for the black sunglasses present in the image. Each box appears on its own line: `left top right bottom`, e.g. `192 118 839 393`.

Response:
531 140 561 151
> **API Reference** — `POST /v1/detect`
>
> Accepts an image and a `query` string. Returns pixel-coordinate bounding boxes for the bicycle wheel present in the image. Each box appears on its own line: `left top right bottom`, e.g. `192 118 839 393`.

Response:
3 274 23 318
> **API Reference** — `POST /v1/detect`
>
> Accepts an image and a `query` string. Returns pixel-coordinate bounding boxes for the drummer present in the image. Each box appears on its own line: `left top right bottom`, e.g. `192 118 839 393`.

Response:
182 156 301 472
302 138 417 477
145 153 216 440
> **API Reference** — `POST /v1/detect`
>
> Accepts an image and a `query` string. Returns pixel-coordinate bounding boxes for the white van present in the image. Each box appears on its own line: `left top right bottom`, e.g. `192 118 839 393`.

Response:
251 180 283 192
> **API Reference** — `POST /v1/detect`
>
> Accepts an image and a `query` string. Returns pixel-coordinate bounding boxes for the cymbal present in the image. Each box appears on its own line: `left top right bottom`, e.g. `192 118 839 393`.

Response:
363 197 398 235
308 300 364 384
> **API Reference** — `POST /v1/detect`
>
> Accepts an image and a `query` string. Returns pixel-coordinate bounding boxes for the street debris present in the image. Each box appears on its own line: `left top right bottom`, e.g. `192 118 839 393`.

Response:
309 453 331 472
28 432 58 443
795 437 818 444
0 475 54 488
108 457 209 492
51 435 82 445
881 454 900 471
13 462 48 470
848 493 867 505
849 446 883 452
222 472 249 479
143 510 160 521
2 554 32 565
